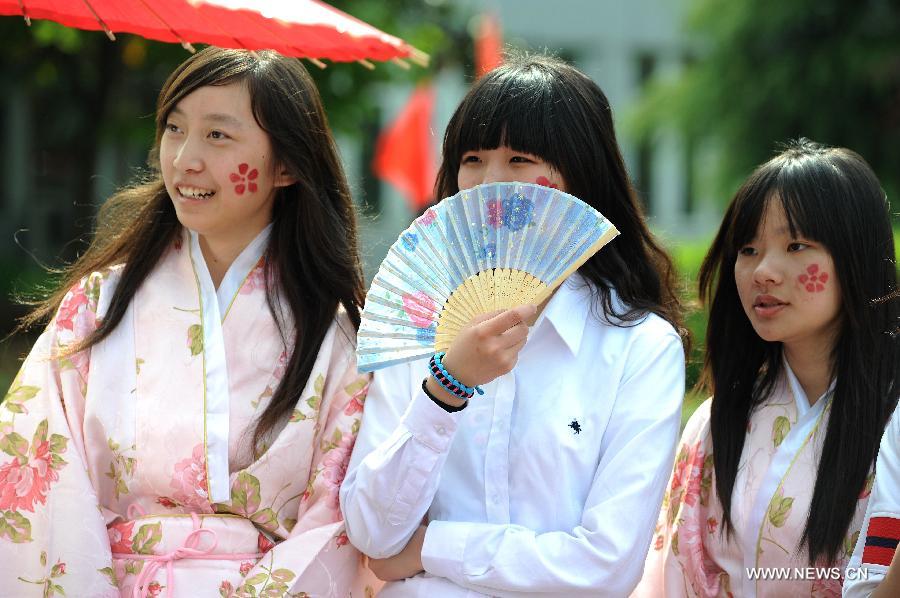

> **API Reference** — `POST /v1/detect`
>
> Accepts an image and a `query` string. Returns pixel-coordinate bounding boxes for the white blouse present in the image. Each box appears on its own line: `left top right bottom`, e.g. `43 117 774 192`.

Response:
341 275 686 597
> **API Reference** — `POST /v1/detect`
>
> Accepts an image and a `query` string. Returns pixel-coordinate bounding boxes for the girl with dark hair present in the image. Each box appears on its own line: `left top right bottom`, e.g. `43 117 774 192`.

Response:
636 139 899 597
341 53 688 596
0 47 374 596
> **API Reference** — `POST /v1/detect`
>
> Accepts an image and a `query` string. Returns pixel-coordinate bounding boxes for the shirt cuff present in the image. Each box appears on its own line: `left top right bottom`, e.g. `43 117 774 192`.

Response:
421 520 471 581
400 389 463 453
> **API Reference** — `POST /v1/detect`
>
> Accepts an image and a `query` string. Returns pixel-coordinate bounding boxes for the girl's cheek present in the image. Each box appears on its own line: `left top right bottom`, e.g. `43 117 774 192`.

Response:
535 176 558 189
228 162 260 196
797 263 829 293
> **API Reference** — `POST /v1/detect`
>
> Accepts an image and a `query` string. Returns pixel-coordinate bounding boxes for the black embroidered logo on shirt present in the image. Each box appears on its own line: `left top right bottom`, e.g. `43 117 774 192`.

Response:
569 419 581 434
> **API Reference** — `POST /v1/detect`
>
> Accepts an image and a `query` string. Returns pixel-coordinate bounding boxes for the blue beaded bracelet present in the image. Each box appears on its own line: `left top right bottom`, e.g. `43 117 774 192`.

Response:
433 352 485 396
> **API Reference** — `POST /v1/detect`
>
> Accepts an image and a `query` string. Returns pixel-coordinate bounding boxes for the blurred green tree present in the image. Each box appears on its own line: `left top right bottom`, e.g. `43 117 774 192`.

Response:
630 0 900 206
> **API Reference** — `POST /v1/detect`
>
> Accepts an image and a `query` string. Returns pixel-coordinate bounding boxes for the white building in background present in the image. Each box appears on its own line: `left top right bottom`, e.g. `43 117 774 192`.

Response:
355 0 720 281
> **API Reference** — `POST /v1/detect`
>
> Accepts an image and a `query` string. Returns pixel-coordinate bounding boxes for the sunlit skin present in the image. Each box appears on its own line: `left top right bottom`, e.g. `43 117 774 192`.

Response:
734 199 842 401
457 146 566 192
159 82 295 286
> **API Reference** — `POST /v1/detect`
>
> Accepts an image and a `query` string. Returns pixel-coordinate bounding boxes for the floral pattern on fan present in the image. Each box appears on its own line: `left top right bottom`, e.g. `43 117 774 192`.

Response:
357 182 619 372
485 193 535 231
401 291 437 327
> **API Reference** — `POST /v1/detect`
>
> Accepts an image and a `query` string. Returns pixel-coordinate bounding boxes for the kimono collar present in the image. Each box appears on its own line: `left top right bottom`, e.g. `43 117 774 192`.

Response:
188 223 272 316
534 273 591 357
782 356 836 416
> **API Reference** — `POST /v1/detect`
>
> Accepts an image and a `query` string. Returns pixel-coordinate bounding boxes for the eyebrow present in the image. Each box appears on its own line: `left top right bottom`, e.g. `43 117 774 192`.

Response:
169 107 244 128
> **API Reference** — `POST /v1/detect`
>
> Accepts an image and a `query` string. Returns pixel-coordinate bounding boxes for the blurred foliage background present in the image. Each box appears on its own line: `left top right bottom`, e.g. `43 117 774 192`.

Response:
0 0 898 422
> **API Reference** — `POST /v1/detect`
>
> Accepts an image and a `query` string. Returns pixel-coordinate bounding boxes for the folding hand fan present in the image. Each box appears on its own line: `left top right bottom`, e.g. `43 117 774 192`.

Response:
357 181 619 372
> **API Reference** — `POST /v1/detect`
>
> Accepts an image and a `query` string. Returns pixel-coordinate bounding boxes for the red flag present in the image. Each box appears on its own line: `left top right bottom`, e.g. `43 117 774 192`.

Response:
372 85 437 211
475 12 503 77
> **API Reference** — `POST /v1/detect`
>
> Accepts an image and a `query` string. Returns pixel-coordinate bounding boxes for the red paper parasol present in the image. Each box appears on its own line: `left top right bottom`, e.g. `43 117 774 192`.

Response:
0 0 428 67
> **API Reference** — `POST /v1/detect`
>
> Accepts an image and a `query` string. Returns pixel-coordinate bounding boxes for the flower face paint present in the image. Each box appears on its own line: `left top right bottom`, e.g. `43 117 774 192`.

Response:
535 175 558 189
229 163 259 195
798 264 829 293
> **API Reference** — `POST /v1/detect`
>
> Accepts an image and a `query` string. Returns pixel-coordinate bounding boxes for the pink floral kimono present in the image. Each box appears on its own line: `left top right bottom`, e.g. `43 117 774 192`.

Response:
0 227 377 597
634 364 870 598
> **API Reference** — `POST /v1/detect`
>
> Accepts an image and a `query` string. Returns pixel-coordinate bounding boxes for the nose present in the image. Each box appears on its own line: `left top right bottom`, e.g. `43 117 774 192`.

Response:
481 161 512 185
752 253 784 287
171 135 204 173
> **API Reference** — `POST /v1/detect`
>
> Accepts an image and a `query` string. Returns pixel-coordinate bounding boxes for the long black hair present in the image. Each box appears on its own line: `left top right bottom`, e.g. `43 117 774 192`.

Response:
435 52 687 340
699 138 899 564
20 48 365 457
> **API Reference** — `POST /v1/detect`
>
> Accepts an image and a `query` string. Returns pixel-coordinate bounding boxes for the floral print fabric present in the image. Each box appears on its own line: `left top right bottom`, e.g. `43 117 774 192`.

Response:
0 231 375 596
634 377 868 598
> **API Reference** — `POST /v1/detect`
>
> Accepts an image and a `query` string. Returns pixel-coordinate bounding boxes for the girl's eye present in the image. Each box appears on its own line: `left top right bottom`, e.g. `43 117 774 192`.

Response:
461 154 480 164
510 155 534 164
165 123 180 134
209 130 228 140
787 242 809 252
738 246 757 257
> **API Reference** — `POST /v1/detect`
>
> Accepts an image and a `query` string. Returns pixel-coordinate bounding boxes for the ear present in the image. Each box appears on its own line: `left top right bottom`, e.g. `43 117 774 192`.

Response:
272 164 298 189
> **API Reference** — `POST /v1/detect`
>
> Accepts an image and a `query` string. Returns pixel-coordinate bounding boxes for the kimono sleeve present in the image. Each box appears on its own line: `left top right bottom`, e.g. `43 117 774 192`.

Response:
632 397 721 598
844 406 900 597
233 324 377 598
0 273 117 597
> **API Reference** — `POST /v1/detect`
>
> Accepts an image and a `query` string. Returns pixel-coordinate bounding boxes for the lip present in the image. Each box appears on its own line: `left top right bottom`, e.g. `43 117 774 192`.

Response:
752 294 788 318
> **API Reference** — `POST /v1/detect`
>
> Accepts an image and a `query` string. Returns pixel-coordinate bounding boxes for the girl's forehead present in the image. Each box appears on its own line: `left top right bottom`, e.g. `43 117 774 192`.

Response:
171 82 251 119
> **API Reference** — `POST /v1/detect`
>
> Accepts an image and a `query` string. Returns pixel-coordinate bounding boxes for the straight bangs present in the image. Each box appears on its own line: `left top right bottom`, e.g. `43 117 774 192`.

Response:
454 76 559 165
725 163 834 260
155 50 262 143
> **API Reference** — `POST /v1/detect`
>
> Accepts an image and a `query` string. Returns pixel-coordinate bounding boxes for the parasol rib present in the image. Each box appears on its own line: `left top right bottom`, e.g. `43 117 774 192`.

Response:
135 0 196 52
16 0 30 25
391 57 411 70
80 0 116 40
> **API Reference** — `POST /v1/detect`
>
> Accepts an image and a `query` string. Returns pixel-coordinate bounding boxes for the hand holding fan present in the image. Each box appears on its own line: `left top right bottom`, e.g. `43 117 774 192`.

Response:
357 182 619 372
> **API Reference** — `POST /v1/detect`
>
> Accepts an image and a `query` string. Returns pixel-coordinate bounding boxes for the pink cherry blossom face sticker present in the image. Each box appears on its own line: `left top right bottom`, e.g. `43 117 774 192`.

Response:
229 163 259 195
799 263 829 293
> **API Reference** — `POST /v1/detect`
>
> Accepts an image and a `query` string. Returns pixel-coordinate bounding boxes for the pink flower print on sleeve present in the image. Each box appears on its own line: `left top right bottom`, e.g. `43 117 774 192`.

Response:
320 433 356 514
799 263 829 292
402 291 437 328
0 420 68 517
169 444 213 513
107 519 136 554
535 175 559 189
229 163 259 196
56 285 90 331
257 532 275 554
